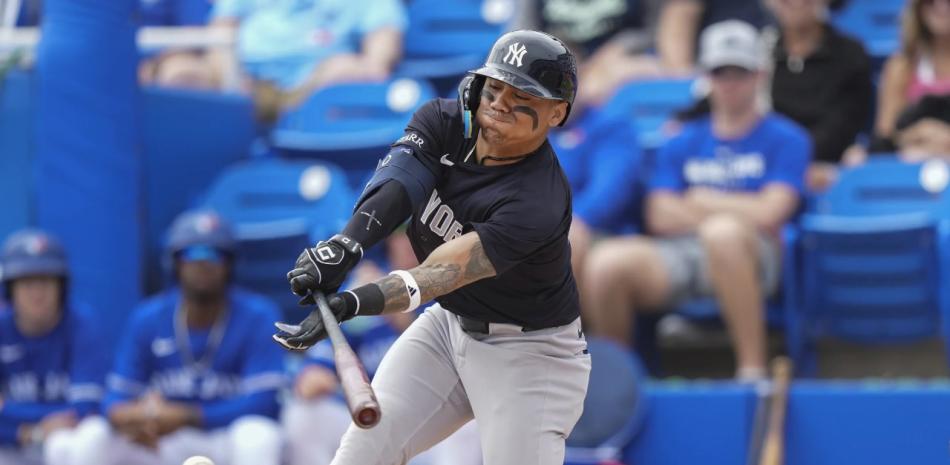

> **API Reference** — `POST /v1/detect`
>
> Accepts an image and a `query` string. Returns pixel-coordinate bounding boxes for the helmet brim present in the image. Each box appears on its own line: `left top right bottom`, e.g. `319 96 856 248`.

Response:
470 66 562 101
0 259 68 282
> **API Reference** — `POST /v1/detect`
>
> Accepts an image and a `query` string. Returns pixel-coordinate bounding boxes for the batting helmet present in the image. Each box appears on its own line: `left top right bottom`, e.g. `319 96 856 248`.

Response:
165 209 236 258
0 229 69 283
459 30 578 135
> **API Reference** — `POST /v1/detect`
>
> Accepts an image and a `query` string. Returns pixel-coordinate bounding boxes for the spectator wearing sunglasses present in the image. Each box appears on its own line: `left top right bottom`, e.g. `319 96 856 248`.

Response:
60 210 286 465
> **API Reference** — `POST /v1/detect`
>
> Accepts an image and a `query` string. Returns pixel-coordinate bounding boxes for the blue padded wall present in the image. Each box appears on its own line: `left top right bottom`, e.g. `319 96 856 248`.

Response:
0 70 34 241
34 0 142 339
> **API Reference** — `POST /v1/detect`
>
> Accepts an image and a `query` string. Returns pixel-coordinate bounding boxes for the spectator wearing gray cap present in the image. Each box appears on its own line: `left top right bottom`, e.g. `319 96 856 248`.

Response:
583 20 811 381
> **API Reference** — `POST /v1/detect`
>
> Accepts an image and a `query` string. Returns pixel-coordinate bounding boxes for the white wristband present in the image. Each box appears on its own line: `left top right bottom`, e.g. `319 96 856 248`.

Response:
389 270 421 313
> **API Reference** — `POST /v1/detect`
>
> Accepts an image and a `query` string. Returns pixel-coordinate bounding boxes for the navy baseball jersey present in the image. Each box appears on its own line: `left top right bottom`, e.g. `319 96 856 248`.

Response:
394 98 579 329
0 303 108 445
104 287 286 429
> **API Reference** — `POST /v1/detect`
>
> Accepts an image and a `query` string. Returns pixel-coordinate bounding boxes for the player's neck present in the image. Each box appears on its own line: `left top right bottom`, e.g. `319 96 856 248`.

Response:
474 133 545 166
182 296 227 329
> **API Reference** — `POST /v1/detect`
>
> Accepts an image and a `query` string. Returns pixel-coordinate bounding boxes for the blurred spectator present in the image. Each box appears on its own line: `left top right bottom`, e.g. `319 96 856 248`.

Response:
583 21 810 380
137 0 220 90
892 94 950 162
210 0 407 117
873 0 950 151
549 109 644 287
66 210 285 465
0 229 108 465
766 0 873 191
517 0 664 106
657 0 769 75
283 234 481 465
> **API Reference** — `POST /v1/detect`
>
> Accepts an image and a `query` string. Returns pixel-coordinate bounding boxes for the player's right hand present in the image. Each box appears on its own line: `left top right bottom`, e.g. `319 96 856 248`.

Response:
287 234 363 305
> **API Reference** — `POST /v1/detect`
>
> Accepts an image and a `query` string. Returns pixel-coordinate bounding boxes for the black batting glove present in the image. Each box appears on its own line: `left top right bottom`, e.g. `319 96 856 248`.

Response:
287 234 363 305
272 293 357 351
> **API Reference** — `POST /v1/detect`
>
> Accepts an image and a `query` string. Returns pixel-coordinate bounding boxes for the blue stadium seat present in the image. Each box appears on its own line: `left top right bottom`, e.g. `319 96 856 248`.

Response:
200 158 356 317
831 0 903 60
789 157 950 376
395 0 512 94
600 78 696 150
142 87 258 292
812 157 950 217
566 338 649 465
271 78 437 189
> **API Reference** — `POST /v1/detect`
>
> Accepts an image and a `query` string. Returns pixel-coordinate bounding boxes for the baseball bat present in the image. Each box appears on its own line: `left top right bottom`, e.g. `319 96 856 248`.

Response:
758 357 793 465
314 292 381 429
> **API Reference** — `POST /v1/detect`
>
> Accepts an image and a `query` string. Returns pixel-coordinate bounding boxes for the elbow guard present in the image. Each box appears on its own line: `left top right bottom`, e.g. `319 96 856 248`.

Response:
358 146 438 209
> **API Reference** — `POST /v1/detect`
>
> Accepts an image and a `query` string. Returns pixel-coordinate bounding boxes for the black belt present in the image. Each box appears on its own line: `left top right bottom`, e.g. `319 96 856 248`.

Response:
457 315 544 334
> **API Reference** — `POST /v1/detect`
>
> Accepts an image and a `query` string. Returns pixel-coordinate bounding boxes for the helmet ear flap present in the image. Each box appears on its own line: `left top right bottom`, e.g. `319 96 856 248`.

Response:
458 74 486 139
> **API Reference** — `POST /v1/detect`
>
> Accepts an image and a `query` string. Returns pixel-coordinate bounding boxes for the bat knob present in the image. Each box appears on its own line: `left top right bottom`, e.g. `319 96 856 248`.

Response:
356 407 380 428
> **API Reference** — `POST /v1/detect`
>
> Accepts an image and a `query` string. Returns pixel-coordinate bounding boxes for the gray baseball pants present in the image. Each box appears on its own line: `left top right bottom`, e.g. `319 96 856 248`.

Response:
330 303 591 465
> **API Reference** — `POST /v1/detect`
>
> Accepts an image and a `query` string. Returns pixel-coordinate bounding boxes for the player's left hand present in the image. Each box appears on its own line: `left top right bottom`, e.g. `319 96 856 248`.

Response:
272 293 356 351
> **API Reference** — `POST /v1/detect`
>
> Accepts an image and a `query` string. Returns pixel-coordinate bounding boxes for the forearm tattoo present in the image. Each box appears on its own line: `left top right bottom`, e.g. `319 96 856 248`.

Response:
375 239 496 314
377 273 410 313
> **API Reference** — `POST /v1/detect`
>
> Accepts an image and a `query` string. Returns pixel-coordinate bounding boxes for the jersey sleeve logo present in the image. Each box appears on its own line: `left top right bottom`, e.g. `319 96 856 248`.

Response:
504 42 528 67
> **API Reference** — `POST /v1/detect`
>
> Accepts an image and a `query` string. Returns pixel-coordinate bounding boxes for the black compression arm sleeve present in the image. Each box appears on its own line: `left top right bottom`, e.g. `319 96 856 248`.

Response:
341 180 413 249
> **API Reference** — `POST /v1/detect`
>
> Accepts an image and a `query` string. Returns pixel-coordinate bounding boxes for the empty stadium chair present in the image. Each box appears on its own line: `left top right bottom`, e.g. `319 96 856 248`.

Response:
600 78 696 150
566 337 649 465
271 78 437 189
831 0 903 60
200 158 356 317
812 157 950 217
789 157 950 376
142 87 257 291
395 0 513 95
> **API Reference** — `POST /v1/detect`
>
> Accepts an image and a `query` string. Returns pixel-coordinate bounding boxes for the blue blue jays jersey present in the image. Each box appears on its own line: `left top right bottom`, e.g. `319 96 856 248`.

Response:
304 318 400 379
104 287 286 429
0 302 108 445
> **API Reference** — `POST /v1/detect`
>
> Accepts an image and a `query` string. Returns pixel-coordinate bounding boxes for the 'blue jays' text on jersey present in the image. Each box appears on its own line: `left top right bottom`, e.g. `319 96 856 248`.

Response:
392 98 578 329
0 303 108 445
649 113 811 194
104 287 286 429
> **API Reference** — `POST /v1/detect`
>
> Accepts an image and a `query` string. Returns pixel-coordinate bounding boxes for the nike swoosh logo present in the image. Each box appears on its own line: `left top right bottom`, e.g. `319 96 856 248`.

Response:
440 154 454 166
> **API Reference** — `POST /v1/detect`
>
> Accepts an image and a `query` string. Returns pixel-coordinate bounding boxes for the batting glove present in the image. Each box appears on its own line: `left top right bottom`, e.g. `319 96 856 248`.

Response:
287 234 363 305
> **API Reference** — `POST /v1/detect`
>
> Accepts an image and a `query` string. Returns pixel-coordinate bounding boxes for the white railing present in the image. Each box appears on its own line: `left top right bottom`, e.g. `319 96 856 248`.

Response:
0 26 236 52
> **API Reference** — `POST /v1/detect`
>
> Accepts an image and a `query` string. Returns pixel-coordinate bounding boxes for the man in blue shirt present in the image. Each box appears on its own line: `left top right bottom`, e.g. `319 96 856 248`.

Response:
209 0 407 110
66 210 286 465
583 20 810 380
550 109 644 282
0 229 108 465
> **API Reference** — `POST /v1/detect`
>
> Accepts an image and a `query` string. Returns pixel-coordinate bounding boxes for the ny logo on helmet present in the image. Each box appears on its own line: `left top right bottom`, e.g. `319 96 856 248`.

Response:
503 42 528 67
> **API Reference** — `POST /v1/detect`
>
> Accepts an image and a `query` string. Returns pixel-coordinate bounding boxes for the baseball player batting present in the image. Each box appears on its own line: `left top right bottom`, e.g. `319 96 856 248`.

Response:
273 29 591 465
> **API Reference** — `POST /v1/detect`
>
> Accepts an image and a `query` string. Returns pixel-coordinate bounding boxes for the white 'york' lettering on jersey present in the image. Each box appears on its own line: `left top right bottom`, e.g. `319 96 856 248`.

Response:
420 190 464 243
